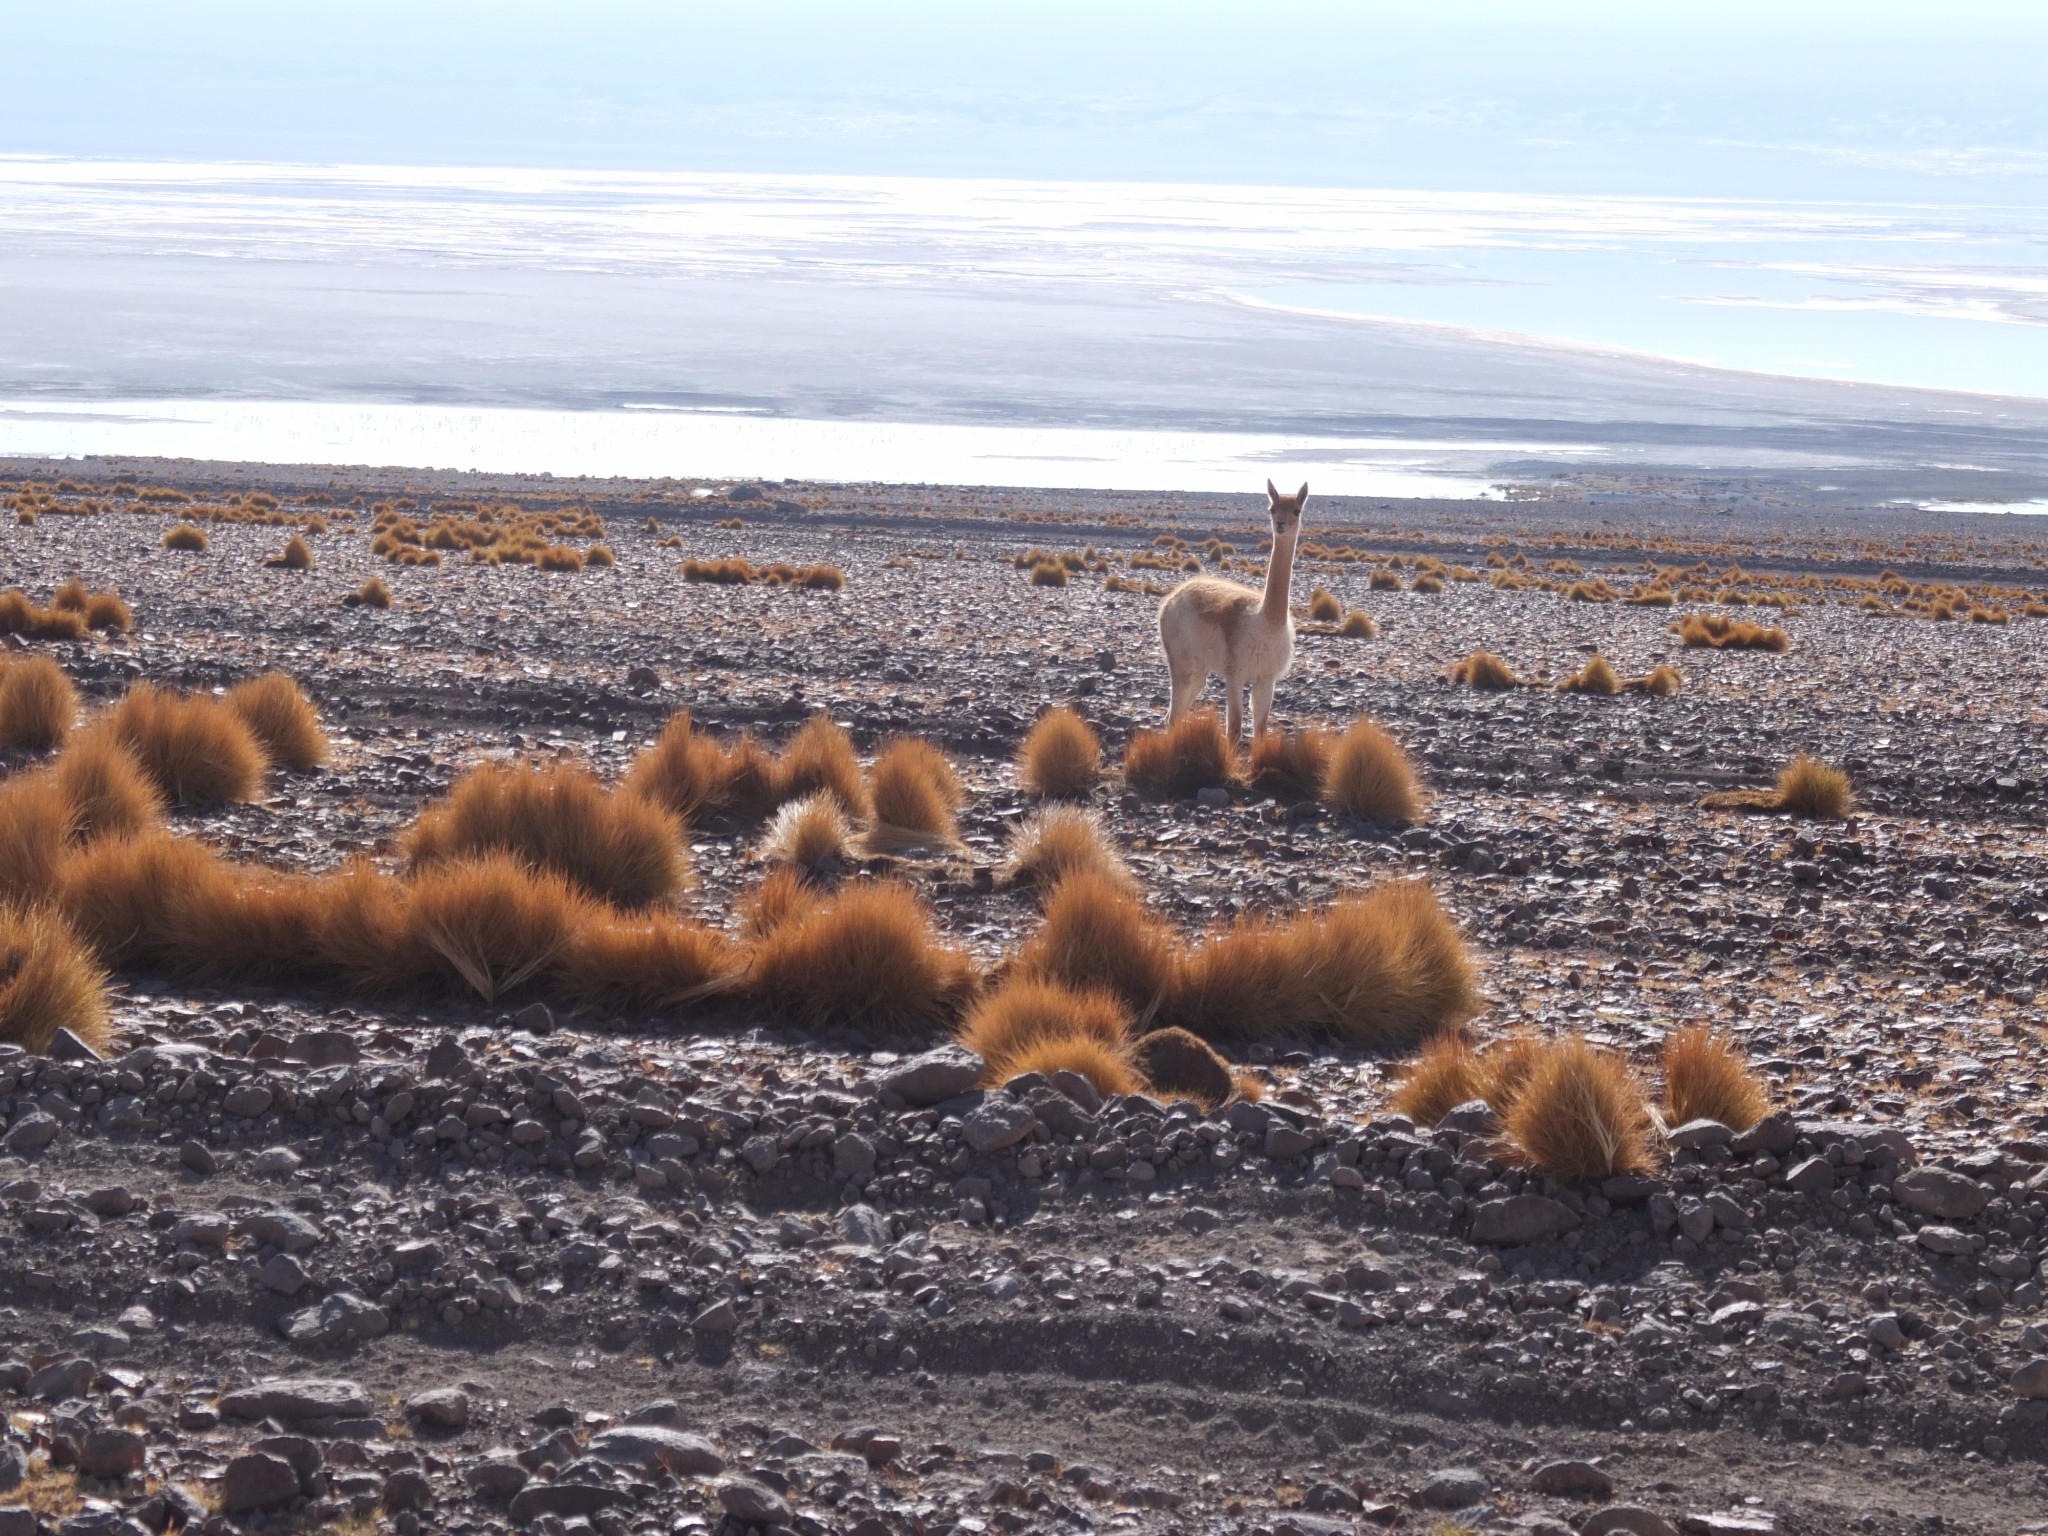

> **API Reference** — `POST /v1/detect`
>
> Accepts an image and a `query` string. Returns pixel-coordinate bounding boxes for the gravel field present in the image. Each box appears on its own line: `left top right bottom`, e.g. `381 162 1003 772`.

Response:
1 457 2046 1536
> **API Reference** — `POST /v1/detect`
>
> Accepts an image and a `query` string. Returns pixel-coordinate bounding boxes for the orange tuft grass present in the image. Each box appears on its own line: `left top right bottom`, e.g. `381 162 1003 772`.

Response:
405 762 687 909
1556 655 1621 695
1247 727 1332 803
102 684 269 805
761 791 853 868
309 860 432 996
1124 710 1233 798
1389 1033 1483 1125
56 831 226 971
226 673 328 771
1702 753 1853 819
1000 805 1134 898
404 854 588 1002
162 524 209 552
0 655 77 750
625 710 785 824
50 731 163 843
987 1032 1142 1099
1337 609 1377 638
1011 869 1176 1013
864 737 963 848
1501 1036 1654 1179
1288 881 1479 1049
1671 612 1790 651
1018 706 1101 799
0 906 112 1055
1447 651 1521 689
775 714 869 818
1476 1034 1543 1114
585 543 616 568
1660 1024 1769 1132
745 878 978 1033
0 590 87 641
1028 561 1068 587
1307 587 1343 622
1321 716 1424 823
959 976 1131 1068
737 865 823 940
266 534 315 570
0 774 76 908
1626 664 1683 697
1163 913 1296 1042
344 577 392 609
554 909 740 1014
83 592 132 632
50 578 89 613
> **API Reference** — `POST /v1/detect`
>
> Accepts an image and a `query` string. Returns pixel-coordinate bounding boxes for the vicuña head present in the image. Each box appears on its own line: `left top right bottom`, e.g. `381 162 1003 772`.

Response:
1155 479 1307 745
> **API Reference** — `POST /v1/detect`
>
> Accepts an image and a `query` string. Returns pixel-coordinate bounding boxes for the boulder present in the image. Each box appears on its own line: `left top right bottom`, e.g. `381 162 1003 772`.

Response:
221 1453 301 1513
1130 1028 1232 1108
1470 1195 1580 1246
1893 1168 1990 1221
588 1426 725 1476
220 1378 372 1423
880 1046 984 1107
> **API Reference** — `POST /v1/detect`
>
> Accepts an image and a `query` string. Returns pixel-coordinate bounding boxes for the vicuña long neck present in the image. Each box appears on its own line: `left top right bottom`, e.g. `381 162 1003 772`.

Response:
1259 525 1298 622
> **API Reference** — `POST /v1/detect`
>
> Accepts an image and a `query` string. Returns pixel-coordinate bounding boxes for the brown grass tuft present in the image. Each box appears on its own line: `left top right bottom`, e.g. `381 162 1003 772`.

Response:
0 906 111 1055
266 534 314 570
0 774 76 907
1130 1025 1234 1107
1671 613 1790 651
162 524 209 552
1771 754 1854 818
226 673 328 771
0 655 77 750
1163 913 1297 1041
865 737 963 846
345 577 393 609
626 710 739 823
1124 710 1233 798
1018 706 1101 799
554 909 740 1013
1389 1033 1483 1125
56 831 223 970
51 731 164 842
1477 1035 1543 1113
309 860 432 995
405 762 687 909
1000 805 1134 898
1410 572 1445 594
0 591 86 641
775 714 869 817
50 578 89 613
1289 880 1478 1049
1012 869 1176 1013
1447 651 1521 689
1028 561 1069 587
405 854 588 1001
1337 609 1378 638
737 865 823 940
1660 1025 1768 1132
1629 664 1683 697
989 1032 1143 1098
1307 587 1343 622
1248 727 1333 803
1502 1037 1653 1179
584 543 617 568
1321 717 1423 823
1557 655 1622 695
762 792 853 868
83 592 133 632
1368 568 1401 591
103 684 269 805
746 878 977 1033
959 976 1131 1068
537 544 585 572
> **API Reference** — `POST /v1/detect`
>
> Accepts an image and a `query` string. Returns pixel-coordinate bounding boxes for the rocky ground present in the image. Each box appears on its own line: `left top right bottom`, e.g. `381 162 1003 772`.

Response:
1 459 2047 1536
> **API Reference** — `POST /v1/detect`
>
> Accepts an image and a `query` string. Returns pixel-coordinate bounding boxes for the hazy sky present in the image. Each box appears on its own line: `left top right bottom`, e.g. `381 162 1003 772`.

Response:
5 1 2045 200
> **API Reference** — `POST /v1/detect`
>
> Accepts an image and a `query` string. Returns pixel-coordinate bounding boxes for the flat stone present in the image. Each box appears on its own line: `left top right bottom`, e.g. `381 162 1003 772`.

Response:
239 1209 322 1253
251 1146 302 1177
466 1458 528 1500
718 1477 792 1525
25 1358 93 1401
1730 1111 1798 1155
2011 1358 2048 1399
405 1388 470 1430
1416 1466 1489 1508
833 1133 877 1181
1471 1194 1581 1246
261 1253 310 1296
3 1115 57 1153
1917 1224 1974 1256
1437 1099 1500 1136
223 1082 274 1118
1894 1168 1991 1221
220 1377 372 1423
508 1482 629 1522
0 1508 30 1536
588 1425 725 1476
961 1098 1039 1154
880 1046 984 1108
1529 1459 1614 1498
692 1299 738 1334
1781 1156 1834 1194
840 1204 889 1247
0 1442 25 1491
75 1427 145 1479
46 1028 101 1063
282 1290 389 1346
1583 1507 1682 1536
1678 1514 1781 1536
285 1031 360 1068
221 1452 301 1513
177 1141 218 1175
1666 1119 1733 1149
1264 1124 1316 1159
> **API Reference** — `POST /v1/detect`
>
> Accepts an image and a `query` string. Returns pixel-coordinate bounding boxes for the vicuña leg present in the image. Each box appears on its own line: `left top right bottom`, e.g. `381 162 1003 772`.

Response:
1223 677 1245 747
1250 676 1277 739
1167 664 1203 725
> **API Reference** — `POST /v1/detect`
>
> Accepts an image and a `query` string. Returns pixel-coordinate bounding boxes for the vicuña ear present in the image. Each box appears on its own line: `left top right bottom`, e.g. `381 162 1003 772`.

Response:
1296 483 1310 505
1266 479 1281 504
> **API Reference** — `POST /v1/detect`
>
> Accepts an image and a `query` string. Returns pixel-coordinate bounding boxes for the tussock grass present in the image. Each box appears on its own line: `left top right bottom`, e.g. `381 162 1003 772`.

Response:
0 590 87 641
0 774 75 907
50 579 89 613
1247 727 1332 803
1368 569 1401 591
585 543 616 568
0 906 111 1055
1322 717 1423 823
776 714 869 818
1390 1033 1482 1124
536 544 584 572
1012 869 1175 1013
57 831 227 970
762 792 853 869
1671 612 1790 651
1028 561 1069 587
1291 881 1478 1049
1307 588 1343 622
103 684 269 805
1410 572 1445 594
266 534 314 570
554 910 740 1014
1477 1035 1542 1113
1701 754 1854 819
991 1032 1142 1098
1556 655 1621 695
1447 651 1521 690
1163 913 1294 1042
162 524 209 552
959 976 1131 1068
1337 609 1377 638
746 878 977 1033
405 762 687 909
864 737 963 848
1000 806 1134 898
1130 1025 1234 1107
1502 1037 1653 1179
310 859 432 996
626 710 771 824
1018 706 1101 799
1124 710 1233 798
0 655 77 750
406 854 587 1002
160 860 324 986
1661 1025 1768 1132
1627 664 1683 697
226 673 328 771
344 577 392 609
51 732 163 841
737 865 822 940
84 592 133 632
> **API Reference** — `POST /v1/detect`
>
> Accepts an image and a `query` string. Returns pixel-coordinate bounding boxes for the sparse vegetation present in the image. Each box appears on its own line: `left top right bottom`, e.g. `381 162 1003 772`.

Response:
225 673 328 771
344 576 393 609
1307 587 1343 622
266 533 315 570
1012 869 1176 1012
1702 753 1854 819
1447 651 1521 689
0 906 111 1054
102 684 269 805
0 655 77 750
776 714 869 818
1672 612 1790 651
1124 710 1233 798
1018 706 1101 799
1661 1025 1769 1132
1321 717 1423 823
864 736 964 849
762 792 854 870
746 878 977 1033
1000 805 1134 897
162 523 210 552
1502 1036 1653 1179
1556 655 1621 695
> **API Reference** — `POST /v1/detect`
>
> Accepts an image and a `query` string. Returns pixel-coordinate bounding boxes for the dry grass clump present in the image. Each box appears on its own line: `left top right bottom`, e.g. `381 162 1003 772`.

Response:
1307 588 1343 622
266 534 314 570
51 732 163 841
986 1033 1142 1099
1502 1037 1653 1179
1130 1026 1235 1107
1124 710 1233 798
1660 1025 1768 1132
1248 727 1332 803
1337 609 1378 638
406 854 586 1001
1162 913 1295 1041
1292 881 1478 1049
1671 612 1790 651
762 792 854 869
162 524 209 552
536 544 585 572
344 577 392 609
84 592 133 632
737 865 822 940
746 878 977 1033
0 774 75 907
1390 1033 1483 1124
1626 664 1683 697
0 656 77 750
1011 869 1175 1013
1447 651 1521 690
103 684 269 805
776 715 869 818
1556 655 1621 695
1566 579 1619 603
405 762 687 909
0 906 111 1054
554 909 740 1014
1018 706 1101 799
1702 754 1854 819
1368 568 1401 591
1410 572 1445 594
1000 806 1134 897
959 976 1131 1068
225 673 328 771
864 737 964 849
56 831 231 971
307 860 431 995
0 590 88 641
625 710 786 825
1321 717 1423 823
1028 561 1070 587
